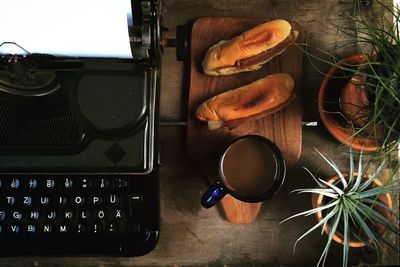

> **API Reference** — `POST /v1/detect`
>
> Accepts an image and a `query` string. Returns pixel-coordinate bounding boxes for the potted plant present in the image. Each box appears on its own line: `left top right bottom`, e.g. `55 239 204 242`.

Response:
281 148 399 267
318 54 380 152
317 0 400 155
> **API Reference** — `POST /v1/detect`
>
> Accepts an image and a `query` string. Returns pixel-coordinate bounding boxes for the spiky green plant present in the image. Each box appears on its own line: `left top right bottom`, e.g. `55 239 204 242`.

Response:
281 148 399 267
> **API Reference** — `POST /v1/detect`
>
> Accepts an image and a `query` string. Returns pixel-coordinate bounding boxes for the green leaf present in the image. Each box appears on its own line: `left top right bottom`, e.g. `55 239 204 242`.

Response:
358 159 388 192
345 197 371 246
280 199 340 224
293 205 340 254
343 207 349 267
319 178 344 196
349 204 381 248
315 149 348 189
303 167 325 188
348 147 355 186
317 205 343 267
350 150 364 192
358 203 399 234
293 189 338 199
355 186 392 199
362 198 399 219
291 188 335 194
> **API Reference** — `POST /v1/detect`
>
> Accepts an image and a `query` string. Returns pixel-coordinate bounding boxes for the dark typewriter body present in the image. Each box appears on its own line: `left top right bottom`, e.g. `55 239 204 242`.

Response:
0 0 161 256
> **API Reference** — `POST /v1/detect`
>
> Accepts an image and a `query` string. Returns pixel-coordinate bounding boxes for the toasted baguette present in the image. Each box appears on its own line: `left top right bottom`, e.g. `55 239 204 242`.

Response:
202 19 299 76
196 73 295 130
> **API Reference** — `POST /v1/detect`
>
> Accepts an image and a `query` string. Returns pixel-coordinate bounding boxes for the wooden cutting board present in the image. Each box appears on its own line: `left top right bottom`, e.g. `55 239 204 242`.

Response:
186 17 303 224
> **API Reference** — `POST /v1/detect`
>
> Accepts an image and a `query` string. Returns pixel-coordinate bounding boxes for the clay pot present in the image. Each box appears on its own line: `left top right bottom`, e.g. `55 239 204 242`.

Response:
311 173 393 247
340 75 370 127
318 54 377 151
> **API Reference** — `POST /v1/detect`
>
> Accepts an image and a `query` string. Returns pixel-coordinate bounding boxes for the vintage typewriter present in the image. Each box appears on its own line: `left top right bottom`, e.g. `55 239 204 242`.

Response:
0 0 162 256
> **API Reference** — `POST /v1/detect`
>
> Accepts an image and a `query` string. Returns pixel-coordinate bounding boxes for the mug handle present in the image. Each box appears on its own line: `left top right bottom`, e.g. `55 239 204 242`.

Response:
201 181 228 208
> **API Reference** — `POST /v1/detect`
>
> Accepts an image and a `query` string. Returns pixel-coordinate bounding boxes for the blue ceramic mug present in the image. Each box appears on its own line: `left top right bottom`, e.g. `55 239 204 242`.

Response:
201 135 286 208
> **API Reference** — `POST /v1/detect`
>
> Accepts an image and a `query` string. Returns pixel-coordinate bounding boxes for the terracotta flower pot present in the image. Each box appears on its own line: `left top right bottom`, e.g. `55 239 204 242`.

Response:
340 75 370 127
318 54 378 151
311 173 393 248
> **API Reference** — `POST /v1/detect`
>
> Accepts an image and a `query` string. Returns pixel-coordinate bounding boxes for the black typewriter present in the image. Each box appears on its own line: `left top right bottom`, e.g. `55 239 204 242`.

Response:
0 0 162 256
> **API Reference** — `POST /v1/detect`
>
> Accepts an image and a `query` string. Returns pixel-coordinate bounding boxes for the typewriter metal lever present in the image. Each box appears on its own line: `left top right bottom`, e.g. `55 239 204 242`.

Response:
0 44 83 97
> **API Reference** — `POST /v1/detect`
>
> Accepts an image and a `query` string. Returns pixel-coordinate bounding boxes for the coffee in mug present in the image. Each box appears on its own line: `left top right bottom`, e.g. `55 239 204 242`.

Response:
201 135 286 208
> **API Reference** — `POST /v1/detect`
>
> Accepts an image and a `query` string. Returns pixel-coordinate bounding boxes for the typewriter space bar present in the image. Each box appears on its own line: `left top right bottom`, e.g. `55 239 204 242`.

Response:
0 231 158 256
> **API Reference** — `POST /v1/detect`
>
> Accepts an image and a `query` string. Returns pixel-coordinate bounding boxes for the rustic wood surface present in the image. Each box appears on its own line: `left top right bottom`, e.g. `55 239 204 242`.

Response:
0 0 397 266
186 17 302 224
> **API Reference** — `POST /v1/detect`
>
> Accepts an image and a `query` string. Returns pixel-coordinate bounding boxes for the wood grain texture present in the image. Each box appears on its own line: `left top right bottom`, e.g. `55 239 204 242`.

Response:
0 1 397 266
164 0 375 122
186 17 303 224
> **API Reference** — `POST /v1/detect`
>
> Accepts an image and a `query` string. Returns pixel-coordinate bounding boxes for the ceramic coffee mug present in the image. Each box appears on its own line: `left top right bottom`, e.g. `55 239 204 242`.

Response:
201 135 286 208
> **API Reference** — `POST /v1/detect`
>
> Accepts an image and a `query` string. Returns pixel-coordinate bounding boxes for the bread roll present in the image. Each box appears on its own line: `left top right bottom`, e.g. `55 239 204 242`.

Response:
196 73 295 130
202 19 299 76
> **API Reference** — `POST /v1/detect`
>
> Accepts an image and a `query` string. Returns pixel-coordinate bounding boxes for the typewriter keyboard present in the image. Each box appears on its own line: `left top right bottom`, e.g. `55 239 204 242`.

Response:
0 175 147 238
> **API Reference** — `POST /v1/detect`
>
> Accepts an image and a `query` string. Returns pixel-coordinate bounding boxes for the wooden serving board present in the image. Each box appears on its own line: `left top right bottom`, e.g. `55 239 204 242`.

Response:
186 17 303 224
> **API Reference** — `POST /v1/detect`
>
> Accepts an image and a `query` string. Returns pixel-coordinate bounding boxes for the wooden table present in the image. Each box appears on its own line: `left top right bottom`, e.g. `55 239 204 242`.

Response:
1 0 397 266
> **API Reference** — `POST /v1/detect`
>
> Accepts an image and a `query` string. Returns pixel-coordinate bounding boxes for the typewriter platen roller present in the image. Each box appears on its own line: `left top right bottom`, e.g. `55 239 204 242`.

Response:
0 0 162 256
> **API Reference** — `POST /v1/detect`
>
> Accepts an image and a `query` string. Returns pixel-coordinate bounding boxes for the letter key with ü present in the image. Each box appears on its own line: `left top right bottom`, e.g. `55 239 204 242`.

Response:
0 0 162 256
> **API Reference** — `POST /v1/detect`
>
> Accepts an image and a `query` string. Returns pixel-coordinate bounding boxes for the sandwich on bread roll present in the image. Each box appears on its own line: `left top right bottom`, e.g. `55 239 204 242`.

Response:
202 19 299 76
196 73 295 130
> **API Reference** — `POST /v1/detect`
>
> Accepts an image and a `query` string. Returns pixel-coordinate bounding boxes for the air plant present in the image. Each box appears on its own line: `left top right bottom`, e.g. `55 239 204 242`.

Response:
281 148 399 267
